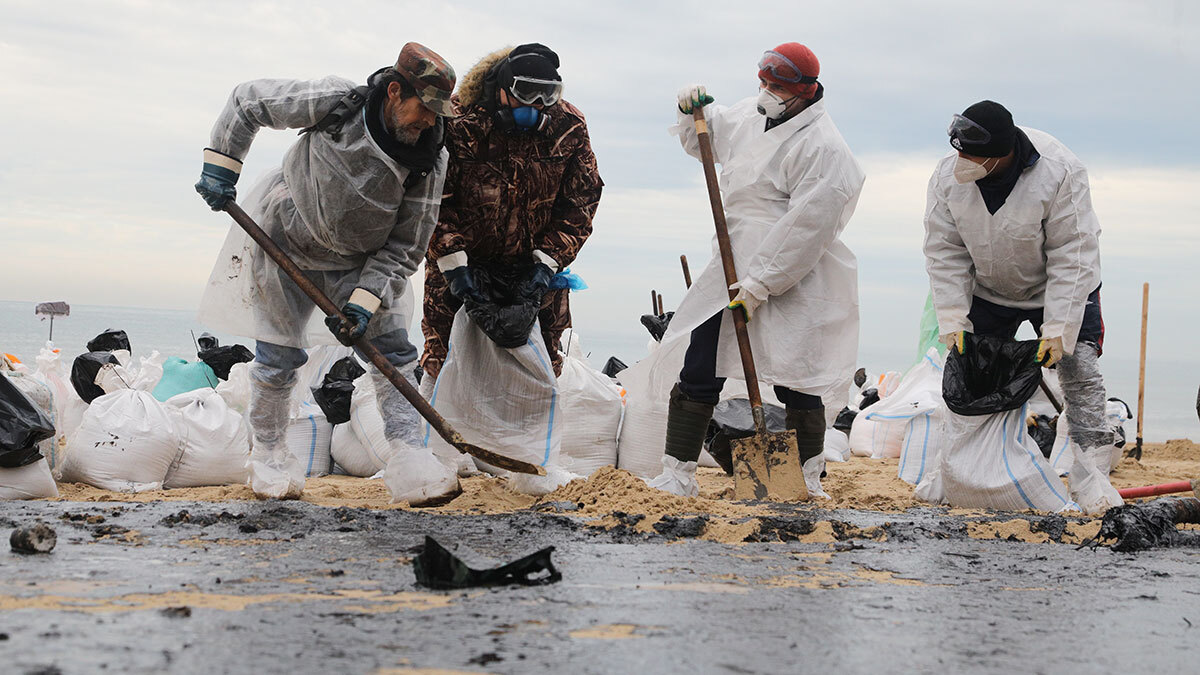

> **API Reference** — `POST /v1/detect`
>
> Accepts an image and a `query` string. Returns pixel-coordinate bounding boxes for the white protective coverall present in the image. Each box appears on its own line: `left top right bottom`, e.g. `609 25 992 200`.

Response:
923 127 1099 356
658 96 865 403
198 76 445 347
196 77 449 500
924 126 1119 514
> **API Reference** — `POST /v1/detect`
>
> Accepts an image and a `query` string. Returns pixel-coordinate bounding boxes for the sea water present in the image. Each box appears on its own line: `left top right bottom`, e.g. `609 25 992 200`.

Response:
1 299 1194 442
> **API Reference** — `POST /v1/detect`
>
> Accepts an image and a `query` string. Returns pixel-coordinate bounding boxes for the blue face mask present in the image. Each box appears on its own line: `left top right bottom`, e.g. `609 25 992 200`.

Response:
512 106 541 129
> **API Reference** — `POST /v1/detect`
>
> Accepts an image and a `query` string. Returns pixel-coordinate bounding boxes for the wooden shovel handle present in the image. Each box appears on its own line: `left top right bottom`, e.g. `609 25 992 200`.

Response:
692 107 765 420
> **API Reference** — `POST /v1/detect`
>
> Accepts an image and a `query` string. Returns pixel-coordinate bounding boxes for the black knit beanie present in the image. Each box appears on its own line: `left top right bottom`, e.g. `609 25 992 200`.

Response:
955 100 1016 157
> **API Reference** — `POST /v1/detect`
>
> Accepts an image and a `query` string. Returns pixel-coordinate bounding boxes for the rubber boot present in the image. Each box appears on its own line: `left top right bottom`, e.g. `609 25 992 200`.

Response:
646 384 714 497
786 406 829 499
663 384 715 464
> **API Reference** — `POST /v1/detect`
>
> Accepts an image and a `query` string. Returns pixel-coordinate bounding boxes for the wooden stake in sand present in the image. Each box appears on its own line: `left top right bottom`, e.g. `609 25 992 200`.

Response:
1132 283 1149 460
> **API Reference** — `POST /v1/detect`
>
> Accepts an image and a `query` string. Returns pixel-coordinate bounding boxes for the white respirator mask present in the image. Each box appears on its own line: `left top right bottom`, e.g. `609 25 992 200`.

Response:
756 88 795 120
952 155 998 184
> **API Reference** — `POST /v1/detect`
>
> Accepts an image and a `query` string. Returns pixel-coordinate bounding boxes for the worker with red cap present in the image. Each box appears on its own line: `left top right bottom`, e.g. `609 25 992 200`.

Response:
645 43 865 499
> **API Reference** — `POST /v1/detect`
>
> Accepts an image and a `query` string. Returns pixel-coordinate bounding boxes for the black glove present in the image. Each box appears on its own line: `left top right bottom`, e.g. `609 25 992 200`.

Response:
195 148 241 211
520 262 555 300
444 265 487 305
324 302 373 346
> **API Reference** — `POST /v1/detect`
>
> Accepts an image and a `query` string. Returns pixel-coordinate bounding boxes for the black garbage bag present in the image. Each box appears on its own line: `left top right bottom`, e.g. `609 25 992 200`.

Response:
412 535 561 589
1027 413 1058 459
86 329 130 353
639 312 675 342
852 367 868 388
0 375 54 468
601 356 628 379
196 332 220 351
833 406 857 433
71 351 120 404
464 263 549 349
197 344 254 381
858 387 880 410
311 356 366 425
703 398 787 475
943 334 1043 416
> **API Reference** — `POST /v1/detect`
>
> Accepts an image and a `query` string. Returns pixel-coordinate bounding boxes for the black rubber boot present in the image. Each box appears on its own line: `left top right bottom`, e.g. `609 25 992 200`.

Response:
785 406 826 469
664 384 715 464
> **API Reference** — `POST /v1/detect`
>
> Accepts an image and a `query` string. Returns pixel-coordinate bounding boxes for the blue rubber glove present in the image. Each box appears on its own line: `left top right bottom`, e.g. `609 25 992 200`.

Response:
195 148 242 211
325 302 373 346
443 265 487 305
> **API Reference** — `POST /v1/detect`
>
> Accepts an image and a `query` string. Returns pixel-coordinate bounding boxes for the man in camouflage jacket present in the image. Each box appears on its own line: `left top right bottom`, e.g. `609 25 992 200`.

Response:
421 43 602 382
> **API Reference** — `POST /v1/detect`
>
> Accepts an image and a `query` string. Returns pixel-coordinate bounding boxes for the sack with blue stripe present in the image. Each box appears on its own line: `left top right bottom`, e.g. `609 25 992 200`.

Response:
856 348 946 485
915 335 1074 512
426 307 570 494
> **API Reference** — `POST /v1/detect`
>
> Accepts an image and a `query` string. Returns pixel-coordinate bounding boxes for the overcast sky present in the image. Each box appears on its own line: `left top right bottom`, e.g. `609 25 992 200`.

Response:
2 0 1197 435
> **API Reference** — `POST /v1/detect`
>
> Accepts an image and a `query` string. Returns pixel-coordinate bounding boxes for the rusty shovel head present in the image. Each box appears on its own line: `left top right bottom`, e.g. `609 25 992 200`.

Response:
731 429 810 502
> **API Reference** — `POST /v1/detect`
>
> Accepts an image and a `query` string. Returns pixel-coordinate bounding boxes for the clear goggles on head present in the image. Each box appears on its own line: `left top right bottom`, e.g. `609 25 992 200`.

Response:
508 75 563 106
947 114 991 151
757 50 817 84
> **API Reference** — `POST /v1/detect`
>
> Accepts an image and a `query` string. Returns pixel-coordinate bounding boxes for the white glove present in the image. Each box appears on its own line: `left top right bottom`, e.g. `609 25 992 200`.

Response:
728 278 769 322
676 84 711 114
1038 336 1064 367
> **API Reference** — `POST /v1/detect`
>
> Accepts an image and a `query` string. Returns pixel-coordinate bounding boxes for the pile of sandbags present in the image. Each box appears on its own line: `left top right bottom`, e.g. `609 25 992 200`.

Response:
0 370 58 499
556 346 625 478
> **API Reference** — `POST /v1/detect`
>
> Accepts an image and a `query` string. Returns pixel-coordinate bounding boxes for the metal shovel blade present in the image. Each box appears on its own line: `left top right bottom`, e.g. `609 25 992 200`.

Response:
731 429 809 502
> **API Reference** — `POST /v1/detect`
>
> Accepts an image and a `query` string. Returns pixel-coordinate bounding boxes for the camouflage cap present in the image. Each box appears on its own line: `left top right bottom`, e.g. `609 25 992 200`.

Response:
394 42 457 117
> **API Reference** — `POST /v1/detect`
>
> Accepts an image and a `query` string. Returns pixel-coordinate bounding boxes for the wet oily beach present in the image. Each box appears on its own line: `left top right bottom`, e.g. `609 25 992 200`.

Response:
40 441 1200 546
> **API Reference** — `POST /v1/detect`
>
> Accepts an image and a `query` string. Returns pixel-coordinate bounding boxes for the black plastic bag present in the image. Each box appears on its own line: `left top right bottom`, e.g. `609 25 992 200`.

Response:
86 329 130 353
196 332 220 351
0 375 54 468
71 351 120 404
833 406 857 433
463 263 549 349
703 398 787 475
601 356 627 379
412 535 561 589
311 357 366 425
639 312 675 342
197 344 254 381
858 388 880 410
943 334 1043 416
1027 413 1058 459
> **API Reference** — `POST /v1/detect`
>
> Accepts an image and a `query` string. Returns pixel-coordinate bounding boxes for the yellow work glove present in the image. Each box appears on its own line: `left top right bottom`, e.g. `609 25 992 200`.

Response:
939 330 967 355
1037 336 1064 367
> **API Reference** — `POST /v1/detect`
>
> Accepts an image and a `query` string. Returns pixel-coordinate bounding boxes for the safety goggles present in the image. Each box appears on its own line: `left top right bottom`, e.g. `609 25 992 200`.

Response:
947 114 991 151
757 51 818 84
508 75 563 106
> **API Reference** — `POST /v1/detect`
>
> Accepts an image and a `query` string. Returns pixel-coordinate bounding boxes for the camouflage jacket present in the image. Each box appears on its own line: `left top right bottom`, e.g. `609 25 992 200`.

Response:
427 49 602 269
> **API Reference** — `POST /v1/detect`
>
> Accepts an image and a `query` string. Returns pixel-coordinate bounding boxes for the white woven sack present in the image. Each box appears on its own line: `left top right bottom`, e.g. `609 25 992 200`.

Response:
557 355 623 477
60 389 181 492
426 309 561 473
334 377 400 477
30 345 87 469
287 401 333 477
917 403 1074 512
0 459 58 500
163 389 250 488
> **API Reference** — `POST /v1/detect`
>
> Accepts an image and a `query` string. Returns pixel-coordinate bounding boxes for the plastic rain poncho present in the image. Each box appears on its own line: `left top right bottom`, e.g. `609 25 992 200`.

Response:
198 77 446 348
660 96 865 400
923 127 1101 355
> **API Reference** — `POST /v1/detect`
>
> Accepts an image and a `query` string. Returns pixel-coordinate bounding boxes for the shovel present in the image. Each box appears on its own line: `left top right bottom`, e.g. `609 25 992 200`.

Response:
222 201 544 476
690 107 808 501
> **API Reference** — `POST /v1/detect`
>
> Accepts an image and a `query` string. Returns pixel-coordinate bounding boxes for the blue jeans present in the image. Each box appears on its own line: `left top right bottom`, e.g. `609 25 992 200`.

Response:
253 328 418 388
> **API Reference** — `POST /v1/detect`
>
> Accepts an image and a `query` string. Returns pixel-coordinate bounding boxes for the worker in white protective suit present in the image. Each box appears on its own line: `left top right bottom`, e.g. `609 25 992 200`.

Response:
924 100 1120 514
195 43 462 505
646 42 865 498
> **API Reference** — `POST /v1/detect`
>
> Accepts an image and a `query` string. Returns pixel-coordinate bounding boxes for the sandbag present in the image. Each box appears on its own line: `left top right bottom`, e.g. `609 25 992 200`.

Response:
943 335 1042 416
824 428 850 463
71 351 120 404
287 401 333 477
60 389 182 492
162 389 250 488
0 374 55 468
557 354 624 477
0 459 58 500
915 403 1074 512
427 309 562 483
334 376 401 477
3 372 58 470
1049 399 1131 477
152 357 218 402
216 362 253 415
855 349 946 481
30 345 87 470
